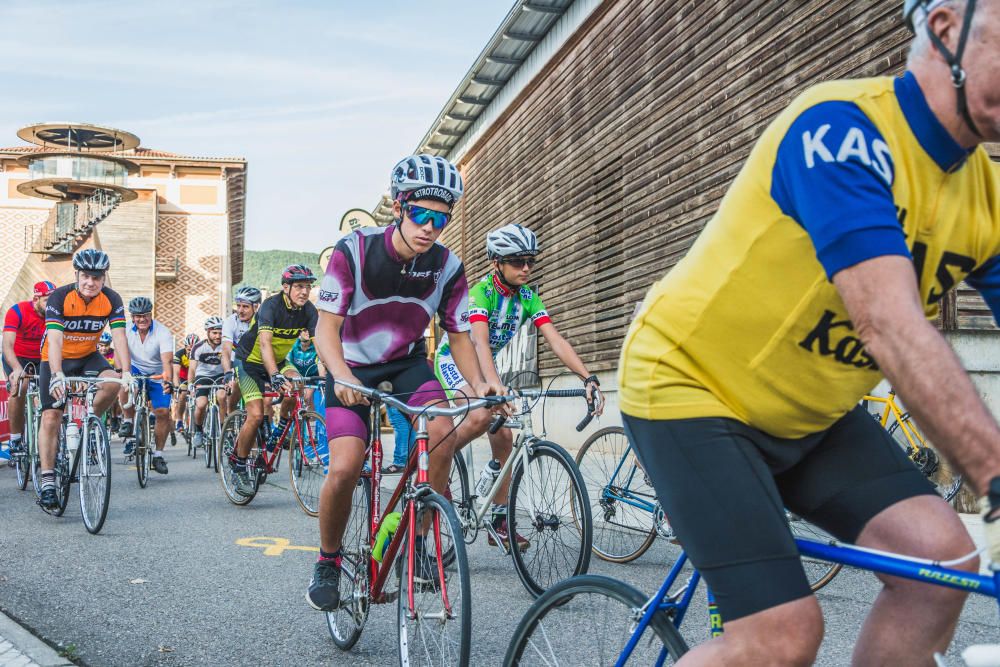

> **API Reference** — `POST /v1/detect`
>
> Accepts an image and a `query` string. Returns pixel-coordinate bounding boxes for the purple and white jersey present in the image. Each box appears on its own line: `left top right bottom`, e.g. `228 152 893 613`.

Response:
318 225 471 367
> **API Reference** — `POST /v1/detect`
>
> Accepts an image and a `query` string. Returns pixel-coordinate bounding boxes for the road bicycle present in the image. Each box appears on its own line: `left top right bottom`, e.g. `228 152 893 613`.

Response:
575 426 841 591
216 377 325 513
123 373 165 488
448 387 595 597
9 364 40 492
186 376 228 470
863 388 963 501
40 374 133 534
325 379 508 665
504 531 1000 666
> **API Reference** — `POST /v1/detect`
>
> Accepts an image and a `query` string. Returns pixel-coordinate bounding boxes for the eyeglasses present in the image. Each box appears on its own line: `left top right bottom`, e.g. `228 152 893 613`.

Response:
404 203 451 230
502 257 537 269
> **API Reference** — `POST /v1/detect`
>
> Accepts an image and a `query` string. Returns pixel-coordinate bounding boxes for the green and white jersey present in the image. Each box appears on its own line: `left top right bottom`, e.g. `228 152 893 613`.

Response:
435 273 550 392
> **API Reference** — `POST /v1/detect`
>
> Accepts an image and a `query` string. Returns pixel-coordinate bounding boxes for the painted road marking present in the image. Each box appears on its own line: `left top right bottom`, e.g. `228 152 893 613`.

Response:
236 536 319 556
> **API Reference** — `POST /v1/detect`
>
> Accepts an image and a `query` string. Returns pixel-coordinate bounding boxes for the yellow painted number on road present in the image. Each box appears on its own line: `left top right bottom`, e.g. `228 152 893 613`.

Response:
236 536 319 556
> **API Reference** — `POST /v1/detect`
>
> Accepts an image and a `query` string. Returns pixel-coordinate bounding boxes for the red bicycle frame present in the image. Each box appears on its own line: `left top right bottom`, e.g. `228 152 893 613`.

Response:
253 381 322 474
360 404 453 618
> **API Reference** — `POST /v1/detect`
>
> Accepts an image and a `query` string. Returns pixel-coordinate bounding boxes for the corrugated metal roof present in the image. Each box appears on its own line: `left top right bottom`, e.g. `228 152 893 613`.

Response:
415 0 573 158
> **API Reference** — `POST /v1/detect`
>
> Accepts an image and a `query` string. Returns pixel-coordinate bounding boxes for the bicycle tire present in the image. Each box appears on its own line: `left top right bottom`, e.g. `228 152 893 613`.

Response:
889 412 964 502
30 439 42 499
135 410 150 488
448 451 474 543
786 513 843 592
508 440 593 598
290 410 326 517
46 424 72 517
217 410 256 505
397 491 471 666
204 405 218 469
210 406 220 472
14 438 29 491
79 416 111 534
503 574 687 666
327 475 371 650
575 426 657 563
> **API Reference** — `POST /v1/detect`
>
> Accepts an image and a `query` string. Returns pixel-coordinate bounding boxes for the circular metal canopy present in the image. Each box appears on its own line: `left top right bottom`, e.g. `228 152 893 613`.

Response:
16 179 138 203
17 122 140 153
15 152 139 174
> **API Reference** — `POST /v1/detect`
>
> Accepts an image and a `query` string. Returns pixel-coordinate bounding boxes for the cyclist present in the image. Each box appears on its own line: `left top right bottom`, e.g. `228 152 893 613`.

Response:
3 280 55 462
171 333 197 433
435 223 604 551
284 328 324 417
230 267 318 496
189 316 228 450
222 286 262 413
306 153 500 611
619 2 1000 663
37 250 130 509
119 296 174 474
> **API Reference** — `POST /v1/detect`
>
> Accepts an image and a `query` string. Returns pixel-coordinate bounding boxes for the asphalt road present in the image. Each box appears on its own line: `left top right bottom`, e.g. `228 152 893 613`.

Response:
0 435 997 666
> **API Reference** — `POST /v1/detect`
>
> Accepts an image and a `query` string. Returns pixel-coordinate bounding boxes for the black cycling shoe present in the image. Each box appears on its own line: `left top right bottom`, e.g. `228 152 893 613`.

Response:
305 559 341 611
231 461 255 498
152 457 168 474
118 421 134 438
39 487 59 510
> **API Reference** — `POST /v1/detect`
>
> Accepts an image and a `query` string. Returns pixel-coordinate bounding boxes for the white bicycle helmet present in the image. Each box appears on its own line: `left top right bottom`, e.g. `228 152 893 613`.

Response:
390 154 464 207
204 316 224 330
234 286 262 305
486 224 539 260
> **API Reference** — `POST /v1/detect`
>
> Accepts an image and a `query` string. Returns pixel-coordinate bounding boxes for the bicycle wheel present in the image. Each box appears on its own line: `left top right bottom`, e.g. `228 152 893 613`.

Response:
448 451 475 543
509 440 592 597
204 406 218 469
786 513 842 592
51 428 74 517
30 438 42 499
503 574 687 666
327 475 371 650
79 416 111 534
15 436 30 491
575 426 657 563
397 491 471 666
290 410 326 517
889 412 964 502
218 410 255 505
135 411 150 489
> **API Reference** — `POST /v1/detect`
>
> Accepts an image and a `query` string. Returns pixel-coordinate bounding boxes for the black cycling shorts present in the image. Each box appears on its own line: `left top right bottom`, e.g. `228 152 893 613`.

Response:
192 375 225 399
325 355 446 442
3 355 40 380
622 405 936 622
39 353 113 411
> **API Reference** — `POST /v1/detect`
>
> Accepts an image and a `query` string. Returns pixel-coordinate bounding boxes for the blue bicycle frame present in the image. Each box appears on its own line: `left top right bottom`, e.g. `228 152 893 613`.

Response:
603 448 658 514
616 537 1000 667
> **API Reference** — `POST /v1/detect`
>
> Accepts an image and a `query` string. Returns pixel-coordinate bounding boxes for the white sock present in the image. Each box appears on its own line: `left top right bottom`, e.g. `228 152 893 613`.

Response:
152 451 163 458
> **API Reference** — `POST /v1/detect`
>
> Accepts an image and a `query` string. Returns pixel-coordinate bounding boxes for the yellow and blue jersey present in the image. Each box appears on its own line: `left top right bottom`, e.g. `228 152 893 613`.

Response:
620 71 1000 439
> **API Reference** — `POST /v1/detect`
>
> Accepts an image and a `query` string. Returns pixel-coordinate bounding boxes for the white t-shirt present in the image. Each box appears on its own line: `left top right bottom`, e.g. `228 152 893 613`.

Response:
222 313 251 360
127 319 174 376
191 340 224 379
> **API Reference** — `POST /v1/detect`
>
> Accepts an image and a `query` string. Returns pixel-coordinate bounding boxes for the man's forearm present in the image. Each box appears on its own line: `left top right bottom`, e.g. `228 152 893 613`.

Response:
450 334 486 387
3 334 19 371
867 318 1000 495
547 331 590 378
221 342 233 372
314 314 352 378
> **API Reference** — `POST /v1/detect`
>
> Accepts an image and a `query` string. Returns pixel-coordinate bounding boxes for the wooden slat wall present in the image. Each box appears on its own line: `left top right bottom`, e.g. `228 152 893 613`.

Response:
441 0 958 375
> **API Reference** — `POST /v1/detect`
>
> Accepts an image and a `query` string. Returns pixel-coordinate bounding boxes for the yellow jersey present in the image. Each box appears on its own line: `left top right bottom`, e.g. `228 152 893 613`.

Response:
619 72 1000 438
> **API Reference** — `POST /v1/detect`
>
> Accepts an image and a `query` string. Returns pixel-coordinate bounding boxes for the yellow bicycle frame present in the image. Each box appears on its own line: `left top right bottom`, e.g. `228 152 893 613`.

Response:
862 389 927 453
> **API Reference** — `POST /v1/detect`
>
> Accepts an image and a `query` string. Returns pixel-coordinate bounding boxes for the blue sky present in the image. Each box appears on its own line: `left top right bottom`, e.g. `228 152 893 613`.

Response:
0 0 513 252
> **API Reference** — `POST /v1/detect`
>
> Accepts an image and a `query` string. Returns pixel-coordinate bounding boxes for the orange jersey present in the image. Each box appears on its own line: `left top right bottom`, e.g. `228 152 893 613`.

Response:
42 284 125 361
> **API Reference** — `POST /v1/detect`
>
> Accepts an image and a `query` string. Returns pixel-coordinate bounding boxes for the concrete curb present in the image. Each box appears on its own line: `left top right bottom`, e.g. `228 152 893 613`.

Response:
0 610 73 667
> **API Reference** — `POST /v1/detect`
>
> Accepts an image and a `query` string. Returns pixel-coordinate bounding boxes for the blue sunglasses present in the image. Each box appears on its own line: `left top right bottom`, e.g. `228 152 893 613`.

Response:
404 203 451 230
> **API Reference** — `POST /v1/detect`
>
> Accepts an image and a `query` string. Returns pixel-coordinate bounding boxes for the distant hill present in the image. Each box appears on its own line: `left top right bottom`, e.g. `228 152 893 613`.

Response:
237 249 323 293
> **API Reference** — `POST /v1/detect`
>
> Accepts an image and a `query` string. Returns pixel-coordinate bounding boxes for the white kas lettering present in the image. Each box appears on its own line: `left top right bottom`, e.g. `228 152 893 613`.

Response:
801 124 893 185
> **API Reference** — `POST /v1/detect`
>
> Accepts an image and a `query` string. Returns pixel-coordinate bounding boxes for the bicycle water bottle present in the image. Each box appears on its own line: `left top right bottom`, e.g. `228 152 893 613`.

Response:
373 511 402 562
65 421 81 461
476 459 502 497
